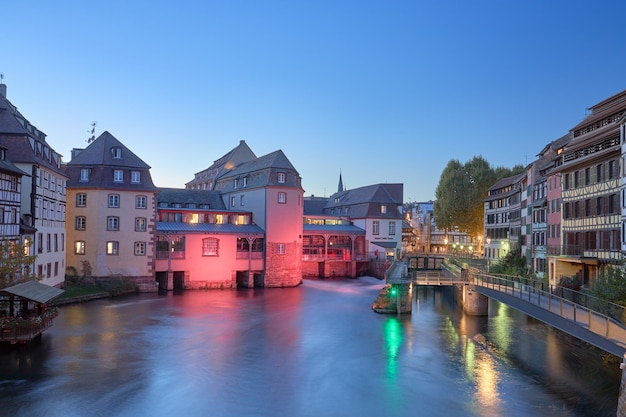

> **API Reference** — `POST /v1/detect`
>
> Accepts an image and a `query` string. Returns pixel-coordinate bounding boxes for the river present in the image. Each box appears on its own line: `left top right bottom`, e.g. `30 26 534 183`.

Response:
0 277 621 417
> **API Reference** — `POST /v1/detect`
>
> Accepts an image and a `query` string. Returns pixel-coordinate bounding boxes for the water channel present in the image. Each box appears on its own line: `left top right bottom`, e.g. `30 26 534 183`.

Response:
0 277 621 417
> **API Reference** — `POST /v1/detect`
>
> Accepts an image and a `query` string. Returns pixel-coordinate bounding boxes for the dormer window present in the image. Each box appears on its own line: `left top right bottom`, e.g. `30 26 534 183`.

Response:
80 168 90 182
114 170 123 182
131 171 141 183
243 176 248 187
0 147 5 160
234 178 238 189
111 147 122 159
277 172 286 183
381 205 387 214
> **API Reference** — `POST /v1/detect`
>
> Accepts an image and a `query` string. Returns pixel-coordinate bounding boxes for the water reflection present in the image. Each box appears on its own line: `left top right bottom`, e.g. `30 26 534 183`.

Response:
0 280 621 417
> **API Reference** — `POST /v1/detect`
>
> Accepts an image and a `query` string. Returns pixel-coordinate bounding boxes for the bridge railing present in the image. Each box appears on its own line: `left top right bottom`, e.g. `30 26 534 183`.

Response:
469 272 626 349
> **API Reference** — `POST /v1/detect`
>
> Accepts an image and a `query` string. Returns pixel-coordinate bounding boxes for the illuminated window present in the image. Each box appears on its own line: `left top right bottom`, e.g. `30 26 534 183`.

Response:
106 241 119 255
76 193 87 207
277 172 285 183
278 192 286 204
381 205 387 214
202 237 219 256
215 214 224 224
135 217 147 231
113 170 123 182
75 241 85 255
134 242 146 256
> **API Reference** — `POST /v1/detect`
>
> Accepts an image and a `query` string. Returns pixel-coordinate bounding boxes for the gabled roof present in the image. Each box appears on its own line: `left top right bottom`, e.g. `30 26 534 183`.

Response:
1 280 64 304
0 84 47 141
219 149 298 179
326 183 403 208
186 140 257 187
67 131 151 169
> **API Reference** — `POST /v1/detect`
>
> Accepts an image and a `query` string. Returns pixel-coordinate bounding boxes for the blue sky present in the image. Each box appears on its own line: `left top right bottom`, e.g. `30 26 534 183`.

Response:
2 1 625 202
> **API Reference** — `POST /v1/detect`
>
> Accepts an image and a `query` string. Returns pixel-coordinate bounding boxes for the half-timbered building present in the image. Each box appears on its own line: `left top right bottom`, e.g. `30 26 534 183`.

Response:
548 89 626 287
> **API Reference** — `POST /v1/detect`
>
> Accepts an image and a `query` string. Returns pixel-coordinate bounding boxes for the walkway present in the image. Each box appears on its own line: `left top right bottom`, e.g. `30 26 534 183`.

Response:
387 260 626 357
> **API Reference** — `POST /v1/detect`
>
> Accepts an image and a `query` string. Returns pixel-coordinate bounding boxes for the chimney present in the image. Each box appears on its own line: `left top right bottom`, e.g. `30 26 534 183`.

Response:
0 83 6 98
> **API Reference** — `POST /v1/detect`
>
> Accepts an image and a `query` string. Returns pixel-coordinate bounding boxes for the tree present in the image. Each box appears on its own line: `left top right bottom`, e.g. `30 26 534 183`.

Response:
0 239 37 290
588 264 626 306
434 157 525 238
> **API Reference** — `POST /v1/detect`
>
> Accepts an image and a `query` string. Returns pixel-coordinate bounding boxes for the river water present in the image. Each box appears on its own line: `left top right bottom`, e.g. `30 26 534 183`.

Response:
0 277 621 417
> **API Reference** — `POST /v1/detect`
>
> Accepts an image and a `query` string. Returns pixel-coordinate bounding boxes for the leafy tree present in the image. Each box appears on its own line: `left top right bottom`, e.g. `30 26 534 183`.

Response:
434 156 524 238
489 241 529 277
0 239 37 290
588 264 626 306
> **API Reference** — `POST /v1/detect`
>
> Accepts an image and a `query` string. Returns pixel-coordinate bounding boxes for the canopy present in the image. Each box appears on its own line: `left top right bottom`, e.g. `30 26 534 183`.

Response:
0 281 64 304
371 241 398 249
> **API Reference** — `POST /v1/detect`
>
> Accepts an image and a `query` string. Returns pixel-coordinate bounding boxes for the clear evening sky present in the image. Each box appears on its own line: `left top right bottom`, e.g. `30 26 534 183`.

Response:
2 1 625 202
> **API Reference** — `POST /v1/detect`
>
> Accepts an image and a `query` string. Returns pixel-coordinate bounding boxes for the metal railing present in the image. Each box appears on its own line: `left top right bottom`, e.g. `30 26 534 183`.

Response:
469 271 626 350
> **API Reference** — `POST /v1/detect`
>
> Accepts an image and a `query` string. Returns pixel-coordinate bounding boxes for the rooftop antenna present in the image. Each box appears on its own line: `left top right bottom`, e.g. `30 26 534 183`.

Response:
87 121 97 143
0 74 4 83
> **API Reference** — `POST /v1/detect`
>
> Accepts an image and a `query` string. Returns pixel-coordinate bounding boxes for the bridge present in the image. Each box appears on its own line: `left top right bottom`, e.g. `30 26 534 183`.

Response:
386 260 626 358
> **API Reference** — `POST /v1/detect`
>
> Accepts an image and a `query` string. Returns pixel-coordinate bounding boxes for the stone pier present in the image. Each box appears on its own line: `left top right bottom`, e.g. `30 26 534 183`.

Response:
455 284 488 316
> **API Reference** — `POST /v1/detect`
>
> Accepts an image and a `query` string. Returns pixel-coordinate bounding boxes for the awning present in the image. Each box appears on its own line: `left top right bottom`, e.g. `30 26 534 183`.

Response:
371 242 398 249
0 281 64 304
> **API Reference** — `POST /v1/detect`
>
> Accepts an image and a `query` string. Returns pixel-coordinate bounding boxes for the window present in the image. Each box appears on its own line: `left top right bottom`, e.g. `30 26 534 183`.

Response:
277 172 286 183
277 243 286 255
76 193 87 207
373 220 380 235
76 216 86 230
381 205 387 214
134 242 146 256
108 194 120 208
234 178 238 189
106 241 119 255
131 171 141 183
75 241 85 254
114 170 123 182
202 237 219 256
389 221 396 235
240 195 245 206
135 217 147 232
243 176 248 187
112 147 122 158
278 192 287 204
80 168 89 181
107 216 120 231
230 196 236 207
136 195 147 209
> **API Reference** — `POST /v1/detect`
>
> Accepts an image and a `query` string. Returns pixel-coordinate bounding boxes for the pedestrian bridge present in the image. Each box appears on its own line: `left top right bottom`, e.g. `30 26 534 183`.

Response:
387 262 626 358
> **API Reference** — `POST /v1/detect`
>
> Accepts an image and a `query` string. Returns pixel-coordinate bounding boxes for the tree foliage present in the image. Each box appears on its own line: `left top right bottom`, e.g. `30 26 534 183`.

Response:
433 156 524 237
588 264 626 306
0 239 37 290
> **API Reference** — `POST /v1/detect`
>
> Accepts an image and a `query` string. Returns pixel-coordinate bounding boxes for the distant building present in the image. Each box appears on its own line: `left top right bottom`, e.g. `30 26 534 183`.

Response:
64 132 159 290
0 83 67 287
324 183 404 261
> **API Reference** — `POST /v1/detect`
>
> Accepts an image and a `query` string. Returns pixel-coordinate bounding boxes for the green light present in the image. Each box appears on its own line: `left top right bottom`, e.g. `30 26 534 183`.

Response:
390 287 397 296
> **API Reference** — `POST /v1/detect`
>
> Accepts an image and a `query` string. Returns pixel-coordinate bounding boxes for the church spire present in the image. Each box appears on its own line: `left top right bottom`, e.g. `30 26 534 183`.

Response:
338 170 344 193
